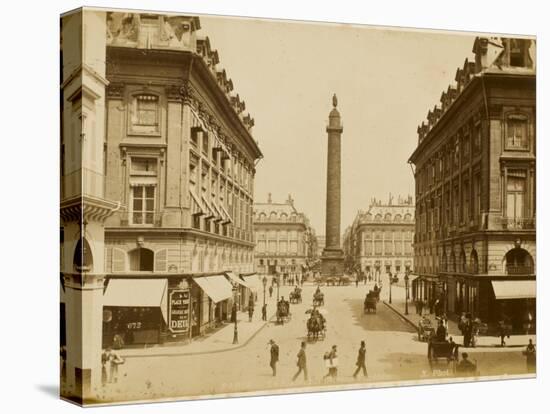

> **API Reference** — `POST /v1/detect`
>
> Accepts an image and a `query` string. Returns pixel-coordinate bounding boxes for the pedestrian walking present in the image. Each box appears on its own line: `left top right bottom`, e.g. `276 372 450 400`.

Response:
292 341 308 381
248 305 254 322
269 339 279 376
323 345 338 382
353 340 368 378
268 285 273 298
262 303 267 321
498 319 509 347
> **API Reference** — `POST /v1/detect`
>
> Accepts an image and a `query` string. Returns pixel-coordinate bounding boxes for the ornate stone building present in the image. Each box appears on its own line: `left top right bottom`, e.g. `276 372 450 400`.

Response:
343 196 415 281
253 194 317 279
409 37 536 331
61 11 264 386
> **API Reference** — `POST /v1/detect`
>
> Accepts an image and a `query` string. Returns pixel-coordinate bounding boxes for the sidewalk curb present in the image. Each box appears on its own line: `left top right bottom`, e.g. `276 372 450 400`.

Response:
382 300 418 332
122 312 277 359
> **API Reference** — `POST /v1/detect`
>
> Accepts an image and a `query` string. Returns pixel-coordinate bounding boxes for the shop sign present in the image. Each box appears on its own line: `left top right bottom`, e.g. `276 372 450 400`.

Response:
169 289 190 333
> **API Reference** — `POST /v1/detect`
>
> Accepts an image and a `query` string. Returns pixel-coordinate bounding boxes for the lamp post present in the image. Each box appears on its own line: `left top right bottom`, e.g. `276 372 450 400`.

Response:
404 273 410 315
388 272 392 304
276 273 281 302
262 275 267 306
232 287 239 344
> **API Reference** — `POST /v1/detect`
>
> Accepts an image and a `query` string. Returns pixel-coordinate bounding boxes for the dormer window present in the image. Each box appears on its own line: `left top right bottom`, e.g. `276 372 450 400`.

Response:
509 39 526 67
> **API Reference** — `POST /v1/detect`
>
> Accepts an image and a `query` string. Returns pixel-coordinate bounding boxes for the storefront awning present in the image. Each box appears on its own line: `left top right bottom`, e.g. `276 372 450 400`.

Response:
491 280 536 300
103 279 168 322
194 275 233 303
225 271 250 288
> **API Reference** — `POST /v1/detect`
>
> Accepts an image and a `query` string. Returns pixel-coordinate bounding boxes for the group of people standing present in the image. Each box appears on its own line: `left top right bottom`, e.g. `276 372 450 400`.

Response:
267 339 368 383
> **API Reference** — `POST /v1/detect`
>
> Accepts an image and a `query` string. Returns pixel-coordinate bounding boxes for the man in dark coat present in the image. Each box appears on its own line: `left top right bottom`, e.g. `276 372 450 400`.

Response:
261 303 267 321
292 341 308 381
353 340 368 378
269 339 279 376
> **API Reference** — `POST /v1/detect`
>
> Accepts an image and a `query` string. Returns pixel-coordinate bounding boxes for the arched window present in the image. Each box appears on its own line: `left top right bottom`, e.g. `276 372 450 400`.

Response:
374 214 382 221
128 247 154 271
404 213 412 221
505 248 534 275
385 213 392 221
394 214 402 222
73 238 93 272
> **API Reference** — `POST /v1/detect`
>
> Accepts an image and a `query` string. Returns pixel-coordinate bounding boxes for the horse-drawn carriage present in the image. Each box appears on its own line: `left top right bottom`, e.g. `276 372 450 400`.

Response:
289 287 302 304
427 339 459 373
306 309 326 341
418 317 435 342
276 298 291 324
313 290 325 306
325 277 337 286
364 291 377 314
339 276 351 286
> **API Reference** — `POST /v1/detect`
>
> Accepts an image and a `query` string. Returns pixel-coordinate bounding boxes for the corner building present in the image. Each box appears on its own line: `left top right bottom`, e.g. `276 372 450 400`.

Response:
101 12 262 344
409 37 536 332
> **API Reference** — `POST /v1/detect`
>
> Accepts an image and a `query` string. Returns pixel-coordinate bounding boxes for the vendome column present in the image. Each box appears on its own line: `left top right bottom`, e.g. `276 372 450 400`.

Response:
321 94 345 278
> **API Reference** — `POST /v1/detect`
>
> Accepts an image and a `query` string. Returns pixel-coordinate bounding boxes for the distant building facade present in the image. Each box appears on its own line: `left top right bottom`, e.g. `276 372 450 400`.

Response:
343 195 415 280
409 37 536 331
253 194 317 279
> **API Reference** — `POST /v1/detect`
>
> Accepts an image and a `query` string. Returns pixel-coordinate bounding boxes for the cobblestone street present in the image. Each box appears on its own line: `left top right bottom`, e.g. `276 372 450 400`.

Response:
94 282 533 404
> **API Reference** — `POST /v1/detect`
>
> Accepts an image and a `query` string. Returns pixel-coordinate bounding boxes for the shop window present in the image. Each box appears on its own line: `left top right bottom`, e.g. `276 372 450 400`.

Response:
128 248 154 271
506 115 529 150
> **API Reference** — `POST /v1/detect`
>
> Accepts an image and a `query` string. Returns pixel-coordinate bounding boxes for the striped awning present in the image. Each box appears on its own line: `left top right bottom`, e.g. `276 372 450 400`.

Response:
242 273 263 292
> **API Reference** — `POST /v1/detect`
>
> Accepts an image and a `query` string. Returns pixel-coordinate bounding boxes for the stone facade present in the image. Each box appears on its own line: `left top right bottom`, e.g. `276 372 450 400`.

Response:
61 12 263 395
253 194 317 278
343 196 415 281
409 36 536 331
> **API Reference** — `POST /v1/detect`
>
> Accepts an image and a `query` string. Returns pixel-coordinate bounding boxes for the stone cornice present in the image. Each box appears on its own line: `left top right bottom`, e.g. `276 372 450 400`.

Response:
60 195 120 224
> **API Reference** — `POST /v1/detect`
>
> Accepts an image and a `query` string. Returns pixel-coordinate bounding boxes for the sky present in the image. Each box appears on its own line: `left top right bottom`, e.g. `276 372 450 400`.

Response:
199 16 476 234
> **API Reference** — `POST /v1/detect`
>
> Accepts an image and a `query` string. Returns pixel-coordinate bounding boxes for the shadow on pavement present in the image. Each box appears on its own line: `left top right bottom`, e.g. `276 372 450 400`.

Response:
346 298 416 333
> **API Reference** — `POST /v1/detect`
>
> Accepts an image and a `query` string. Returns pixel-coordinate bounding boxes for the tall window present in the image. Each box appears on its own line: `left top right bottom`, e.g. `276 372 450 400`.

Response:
507 174 526 221
506 115 528 150
132 186 155 225
130 94 160 135
130 158 157 225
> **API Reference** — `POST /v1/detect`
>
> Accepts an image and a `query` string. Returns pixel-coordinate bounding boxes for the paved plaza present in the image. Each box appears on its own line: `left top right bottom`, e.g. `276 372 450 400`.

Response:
89 282 533 404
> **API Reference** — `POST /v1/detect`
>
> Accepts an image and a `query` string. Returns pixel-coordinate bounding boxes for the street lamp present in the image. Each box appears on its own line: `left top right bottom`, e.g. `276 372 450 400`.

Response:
232 287 239 344
388 272 392 304
276 273 281 302
262 275 268 306
404 272 410 315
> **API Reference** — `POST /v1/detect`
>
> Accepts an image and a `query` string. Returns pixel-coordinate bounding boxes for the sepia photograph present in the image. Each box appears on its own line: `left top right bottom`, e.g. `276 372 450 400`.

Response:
59 6 536 406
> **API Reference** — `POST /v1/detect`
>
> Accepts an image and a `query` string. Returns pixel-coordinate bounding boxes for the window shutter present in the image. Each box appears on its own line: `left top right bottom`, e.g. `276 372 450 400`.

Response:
113 249 126 272
105 247 113 273
155 249 167 272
